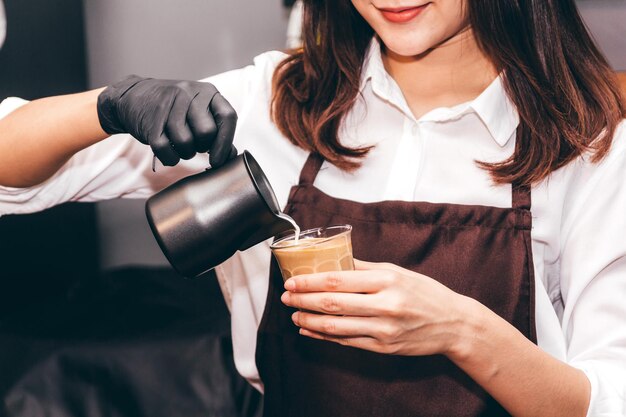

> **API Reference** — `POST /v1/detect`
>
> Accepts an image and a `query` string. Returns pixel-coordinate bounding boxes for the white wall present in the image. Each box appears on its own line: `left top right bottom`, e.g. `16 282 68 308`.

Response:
84 0 289 269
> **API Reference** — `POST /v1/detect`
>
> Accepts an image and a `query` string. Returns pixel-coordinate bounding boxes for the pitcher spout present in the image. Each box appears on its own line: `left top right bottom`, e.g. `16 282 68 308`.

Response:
239 213 296 251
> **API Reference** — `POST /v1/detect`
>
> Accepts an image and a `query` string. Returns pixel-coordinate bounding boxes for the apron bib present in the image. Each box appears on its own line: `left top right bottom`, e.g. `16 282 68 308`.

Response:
256 154 536 417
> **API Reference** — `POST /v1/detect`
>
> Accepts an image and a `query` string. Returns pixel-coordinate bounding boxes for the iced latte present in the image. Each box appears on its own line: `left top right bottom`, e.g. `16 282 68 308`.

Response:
270 225 354 281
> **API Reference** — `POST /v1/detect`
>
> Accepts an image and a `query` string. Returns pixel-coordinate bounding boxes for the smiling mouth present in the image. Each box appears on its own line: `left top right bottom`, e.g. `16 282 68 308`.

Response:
377 3 430 23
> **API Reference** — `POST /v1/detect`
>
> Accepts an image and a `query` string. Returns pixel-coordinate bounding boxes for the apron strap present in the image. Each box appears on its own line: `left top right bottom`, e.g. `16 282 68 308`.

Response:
512 183 531 211
298 153 324 186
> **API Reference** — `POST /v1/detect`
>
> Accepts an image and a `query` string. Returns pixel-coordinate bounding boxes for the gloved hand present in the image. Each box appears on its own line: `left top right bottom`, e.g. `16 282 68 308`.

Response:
97 75 237 167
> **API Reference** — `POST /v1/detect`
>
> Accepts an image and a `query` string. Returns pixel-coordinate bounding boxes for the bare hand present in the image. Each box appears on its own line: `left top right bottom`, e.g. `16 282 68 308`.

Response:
281 259 478 357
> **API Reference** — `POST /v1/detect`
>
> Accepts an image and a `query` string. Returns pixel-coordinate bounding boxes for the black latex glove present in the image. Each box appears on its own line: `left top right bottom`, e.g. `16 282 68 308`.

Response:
97 75 237 167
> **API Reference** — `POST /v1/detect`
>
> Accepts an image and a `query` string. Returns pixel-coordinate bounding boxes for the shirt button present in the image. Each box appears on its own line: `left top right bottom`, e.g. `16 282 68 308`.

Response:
411 124 419 135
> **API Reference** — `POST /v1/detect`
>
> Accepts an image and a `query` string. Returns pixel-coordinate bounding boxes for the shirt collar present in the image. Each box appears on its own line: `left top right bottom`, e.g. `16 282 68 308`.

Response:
469 76 520 147
359 37 519 147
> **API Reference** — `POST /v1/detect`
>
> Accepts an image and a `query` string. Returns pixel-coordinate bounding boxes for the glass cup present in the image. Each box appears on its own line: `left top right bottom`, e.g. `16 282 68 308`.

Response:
270 225 354 281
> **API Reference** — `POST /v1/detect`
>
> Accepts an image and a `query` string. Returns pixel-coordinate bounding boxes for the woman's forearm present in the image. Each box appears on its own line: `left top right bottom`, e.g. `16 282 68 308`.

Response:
0 88 108 187
449 298 591 417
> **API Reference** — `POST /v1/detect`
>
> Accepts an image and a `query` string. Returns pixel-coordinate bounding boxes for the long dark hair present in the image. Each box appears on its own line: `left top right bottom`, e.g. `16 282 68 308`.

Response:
272 0 626 186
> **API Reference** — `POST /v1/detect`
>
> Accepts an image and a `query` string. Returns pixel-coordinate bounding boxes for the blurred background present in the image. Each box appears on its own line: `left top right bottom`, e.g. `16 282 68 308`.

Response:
0 1 293 416
0 0 624 416
0 0 292 274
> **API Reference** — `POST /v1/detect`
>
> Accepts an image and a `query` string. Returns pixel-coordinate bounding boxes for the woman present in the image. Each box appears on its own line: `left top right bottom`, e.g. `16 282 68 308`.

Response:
1 1 625 416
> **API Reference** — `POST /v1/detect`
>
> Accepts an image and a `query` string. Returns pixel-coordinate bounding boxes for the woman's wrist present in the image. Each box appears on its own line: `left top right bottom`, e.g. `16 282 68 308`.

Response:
443 296 590 417
444 295 492 366
72 87 109 150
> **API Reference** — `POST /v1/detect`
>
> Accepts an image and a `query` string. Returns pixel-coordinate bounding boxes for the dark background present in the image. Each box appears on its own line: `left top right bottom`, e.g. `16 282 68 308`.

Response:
0 0 87 99
0 0 97 319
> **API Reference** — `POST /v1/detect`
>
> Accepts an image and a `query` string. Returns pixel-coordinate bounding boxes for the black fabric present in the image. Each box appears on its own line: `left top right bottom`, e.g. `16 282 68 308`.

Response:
0 267 262 417
0 203 99 319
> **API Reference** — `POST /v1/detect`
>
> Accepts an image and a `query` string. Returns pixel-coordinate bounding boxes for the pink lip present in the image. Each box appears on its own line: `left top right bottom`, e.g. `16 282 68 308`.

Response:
378 4 429 23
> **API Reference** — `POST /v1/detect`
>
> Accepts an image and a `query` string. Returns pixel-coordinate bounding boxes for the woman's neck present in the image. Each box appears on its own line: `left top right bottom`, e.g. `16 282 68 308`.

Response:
381 28 498 119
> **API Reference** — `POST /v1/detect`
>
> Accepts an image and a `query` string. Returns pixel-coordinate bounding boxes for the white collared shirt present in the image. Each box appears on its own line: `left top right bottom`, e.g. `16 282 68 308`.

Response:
1 41 625 415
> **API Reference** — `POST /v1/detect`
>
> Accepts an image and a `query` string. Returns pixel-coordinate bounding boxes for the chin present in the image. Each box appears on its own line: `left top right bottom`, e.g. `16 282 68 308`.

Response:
378 35 433 58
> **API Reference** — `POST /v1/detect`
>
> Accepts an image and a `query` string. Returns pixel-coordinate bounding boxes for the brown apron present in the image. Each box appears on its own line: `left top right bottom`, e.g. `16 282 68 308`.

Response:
256 153 537 417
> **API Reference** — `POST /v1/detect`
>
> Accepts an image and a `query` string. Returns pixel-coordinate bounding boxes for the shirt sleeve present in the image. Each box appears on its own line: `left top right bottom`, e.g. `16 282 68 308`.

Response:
0 50 287 217
559 121 626 416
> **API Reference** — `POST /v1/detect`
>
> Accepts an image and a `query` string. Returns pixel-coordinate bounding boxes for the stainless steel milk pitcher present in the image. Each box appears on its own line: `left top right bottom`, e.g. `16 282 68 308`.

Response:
146 151 294 278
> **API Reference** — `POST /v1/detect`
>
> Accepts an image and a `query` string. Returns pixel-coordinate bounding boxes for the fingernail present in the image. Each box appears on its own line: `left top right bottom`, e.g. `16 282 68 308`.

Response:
292 312 300 325
281 292 290 304
284 279 295 291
